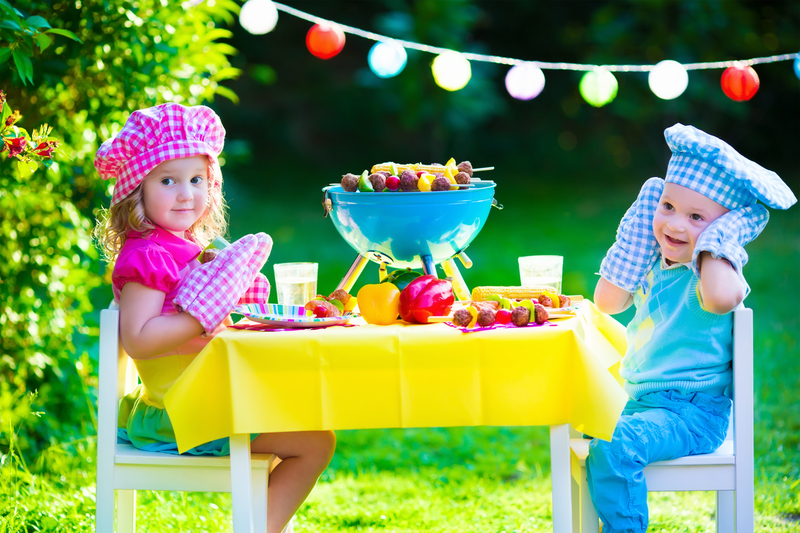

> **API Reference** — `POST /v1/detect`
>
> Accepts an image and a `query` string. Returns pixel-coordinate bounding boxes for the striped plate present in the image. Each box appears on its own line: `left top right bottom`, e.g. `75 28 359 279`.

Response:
233 303 356 328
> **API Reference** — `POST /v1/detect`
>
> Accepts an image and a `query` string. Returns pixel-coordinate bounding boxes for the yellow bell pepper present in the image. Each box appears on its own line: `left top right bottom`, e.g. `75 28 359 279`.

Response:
356 283 401 325
418 173 433 192
466 305 479 328
344 296 358 313
542 290 561 308
444 166 458 185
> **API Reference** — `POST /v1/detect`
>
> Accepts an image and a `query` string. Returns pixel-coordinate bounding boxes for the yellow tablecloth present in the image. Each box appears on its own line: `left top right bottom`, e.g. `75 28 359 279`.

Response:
165 302 628 453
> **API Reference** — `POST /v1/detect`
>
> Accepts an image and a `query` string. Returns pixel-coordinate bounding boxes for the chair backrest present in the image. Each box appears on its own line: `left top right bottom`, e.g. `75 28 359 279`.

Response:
97 305 139 462
730 307 753 457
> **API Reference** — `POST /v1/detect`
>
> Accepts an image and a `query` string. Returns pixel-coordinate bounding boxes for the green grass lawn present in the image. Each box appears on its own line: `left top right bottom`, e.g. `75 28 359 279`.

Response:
3 178 799 532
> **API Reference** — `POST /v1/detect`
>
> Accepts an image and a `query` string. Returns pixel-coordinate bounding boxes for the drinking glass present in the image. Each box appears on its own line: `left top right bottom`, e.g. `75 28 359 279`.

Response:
273 262 318 306
518 255 563 293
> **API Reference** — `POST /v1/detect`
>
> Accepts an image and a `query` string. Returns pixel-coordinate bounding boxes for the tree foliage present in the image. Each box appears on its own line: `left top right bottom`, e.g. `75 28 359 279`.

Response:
0 0 240 456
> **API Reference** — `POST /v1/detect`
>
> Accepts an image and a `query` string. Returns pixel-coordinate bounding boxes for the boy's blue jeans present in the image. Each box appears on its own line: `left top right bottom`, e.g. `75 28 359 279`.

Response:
585 390 731 533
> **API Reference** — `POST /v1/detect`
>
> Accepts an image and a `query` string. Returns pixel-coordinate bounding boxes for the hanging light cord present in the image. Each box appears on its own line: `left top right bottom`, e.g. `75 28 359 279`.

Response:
272 1 796 72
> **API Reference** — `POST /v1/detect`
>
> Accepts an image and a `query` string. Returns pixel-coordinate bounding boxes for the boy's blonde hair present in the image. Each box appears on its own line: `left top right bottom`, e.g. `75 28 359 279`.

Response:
95 163 228 264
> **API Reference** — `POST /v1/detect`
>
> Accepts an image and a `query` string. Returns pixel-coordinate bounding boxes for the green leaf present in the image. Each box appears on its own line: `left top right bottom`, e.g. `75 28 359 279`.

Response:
0 0 18 13
212 43 238 56
207 7 235 26
26 16 51 30
250 64 276 85
0 19 21 31
12 48 33 85
35 33 52 52
45 28 81 43
213 66 242 81
216 0 242 13
1 98 11 124
198 28 233 43
17 39 33 55
214 84 239 104
0 47 11 65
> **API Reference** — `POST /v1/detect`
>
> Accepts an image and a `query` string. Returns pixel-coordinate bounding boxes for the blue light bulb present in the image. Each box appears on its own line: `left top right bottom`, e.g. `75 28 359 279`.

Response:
794 53 800 80
368 40 408 78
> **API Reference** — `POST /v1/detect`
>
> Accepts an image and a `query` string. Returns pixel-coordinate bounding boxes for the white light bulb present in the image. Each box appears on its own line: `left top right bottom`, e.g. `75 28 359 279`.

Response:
239 0 279 35
648 60 688 100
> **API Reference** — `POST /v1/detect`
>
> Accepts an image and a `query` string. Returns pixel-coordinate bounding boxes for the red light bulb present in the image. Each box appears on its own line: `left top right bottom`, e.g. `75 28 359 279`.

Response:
306 23 346 60
721 65 760 102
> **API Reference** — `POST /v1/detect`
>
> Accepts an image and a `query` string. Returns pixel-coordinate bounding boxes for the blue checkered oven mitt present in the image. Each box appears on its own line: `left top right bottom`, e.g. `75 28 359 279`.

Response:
692 204 769 281
599 177 664 293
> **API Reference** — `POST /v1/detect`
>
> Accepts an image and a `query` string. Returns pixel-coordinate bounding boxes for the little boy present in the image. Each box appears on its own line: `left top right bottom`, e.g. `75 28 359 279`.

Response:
588 124 796 532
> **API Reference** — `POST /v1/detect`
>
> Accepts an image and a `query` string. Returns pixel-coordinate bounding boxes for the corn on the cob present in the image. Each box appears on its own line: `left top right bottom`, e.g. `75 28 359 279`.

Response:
371 162 452 175
471 286 555 302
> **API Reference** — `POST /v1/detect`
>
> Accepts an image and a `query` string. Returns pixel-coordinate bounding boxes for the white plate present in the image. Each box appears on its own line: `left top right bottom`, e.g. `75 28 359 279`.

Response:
234 303 355 328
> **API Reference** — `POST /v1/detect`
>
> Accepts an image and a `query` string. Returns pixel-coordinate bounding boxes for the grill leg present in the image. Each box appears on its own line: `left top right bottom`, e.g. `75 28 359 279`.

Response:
336 254 369 292
420 254 437 277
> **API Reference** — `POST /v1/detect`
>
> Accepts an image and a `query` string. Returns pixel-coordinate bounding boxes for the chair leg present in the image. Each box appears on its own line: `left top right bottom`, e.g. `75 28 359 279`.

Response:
253 466 268 533
117 490 136 533
550 424 573 533
230 434 255 533
571 477 580 530
577 465 600 533
735 469 755 533
95 477 115 533
714 490 734 533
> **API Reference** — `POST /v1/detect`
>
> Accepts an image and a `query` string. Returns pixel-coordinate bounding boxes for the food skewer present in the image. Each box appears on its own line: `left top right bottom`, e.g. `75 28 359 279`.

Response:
426 309 577 325
338 159 494 193
329 182 482 189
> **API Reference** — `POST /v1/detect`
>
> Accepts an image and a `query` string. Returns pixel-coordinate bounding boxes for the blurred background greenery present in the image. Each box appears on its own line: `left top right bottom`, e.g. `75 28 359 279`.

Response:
1 0 799 530
215 0 799 309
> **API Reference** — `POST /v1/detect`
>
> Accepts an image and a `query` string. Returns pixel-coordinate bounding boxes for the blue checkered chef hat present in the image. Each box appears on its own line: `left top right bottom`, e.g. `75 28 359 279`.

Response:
664 124 797 210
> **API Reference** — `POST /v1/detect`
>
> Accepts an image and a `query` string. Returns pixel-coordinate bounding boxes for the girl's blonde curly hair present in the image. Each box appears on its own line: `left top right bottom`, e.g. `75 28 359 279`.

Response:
94 161 228 264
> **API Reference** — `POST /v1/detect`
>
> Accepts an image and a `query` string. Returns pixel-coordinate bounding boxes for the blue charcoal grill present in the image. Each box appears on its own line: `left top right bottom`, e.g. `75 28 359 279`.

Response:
321 181 500 299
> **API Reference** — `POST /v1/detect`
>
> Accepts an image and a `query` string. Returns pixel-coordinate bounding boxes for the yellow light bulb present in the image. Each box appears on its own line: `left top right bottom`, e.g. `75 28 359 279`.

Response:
431 52 472 92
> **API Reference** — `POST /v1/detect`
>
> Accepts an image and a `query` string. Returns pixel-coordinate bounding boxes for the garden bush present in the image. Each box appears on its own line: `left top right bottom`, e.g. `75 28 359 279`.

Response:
1 0 240 457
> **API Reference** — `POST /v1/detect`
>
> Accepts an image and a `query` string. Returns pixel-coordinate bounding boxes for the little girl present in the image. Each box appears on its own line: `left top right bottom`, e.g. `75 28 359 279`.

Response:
95 103 335 533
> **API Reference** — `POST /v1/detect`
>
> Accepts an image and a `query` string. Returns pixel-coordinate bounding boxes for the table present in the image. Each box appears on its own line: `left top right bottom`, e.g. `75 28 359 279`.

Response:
164 301 628 533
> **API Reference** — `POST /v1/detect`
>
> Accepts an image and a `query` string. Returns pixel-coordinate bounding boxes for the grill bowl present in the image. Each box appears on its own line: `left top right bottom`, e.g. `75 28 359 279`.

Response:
323 182 497 269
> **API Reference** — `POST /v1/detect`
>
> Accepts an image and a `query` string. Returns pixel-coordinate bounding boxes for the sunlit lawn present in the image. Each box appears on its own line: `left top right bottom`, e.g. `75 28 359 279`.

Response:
3 175 799 532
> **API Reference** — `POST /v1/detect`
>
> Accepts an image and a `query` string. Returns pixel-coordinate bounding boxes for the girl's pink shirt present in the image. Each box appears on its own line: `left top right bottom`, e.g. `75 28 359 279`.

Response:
112 226 223 356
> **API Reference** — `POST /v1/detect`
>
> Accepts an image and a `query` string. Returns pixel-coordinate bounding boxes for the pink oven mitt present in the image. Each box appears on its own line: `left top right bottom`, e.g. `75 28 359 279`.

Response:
174 233 273 334
239 233 273 304
238 273 270 304
238 240 272 306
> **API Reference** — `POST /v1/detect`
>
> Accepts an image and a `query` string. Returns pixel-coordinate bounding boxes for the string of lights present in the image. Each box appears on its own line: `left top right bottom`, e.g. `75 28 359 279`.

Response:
273 1 795 72
239 0 800 105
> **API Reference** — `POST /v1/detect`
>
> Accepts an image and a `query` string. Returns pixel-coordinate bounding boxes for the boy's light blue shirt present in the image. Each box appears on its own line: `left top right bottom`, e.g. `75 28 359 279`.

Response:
620 256 734 400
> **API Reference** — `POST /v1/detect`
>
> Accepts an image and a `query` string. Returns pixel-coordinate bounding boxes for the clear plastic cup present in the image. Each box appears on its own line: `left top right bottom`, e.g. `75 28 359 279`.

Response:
273 262 318 306
518 255 563 293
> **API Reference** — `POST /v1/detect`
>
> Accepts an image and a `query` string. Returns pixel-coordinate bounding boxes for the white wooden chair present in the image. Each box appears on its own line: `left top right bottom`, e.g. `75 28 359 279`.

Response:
558 306 754 533
96 304 280 533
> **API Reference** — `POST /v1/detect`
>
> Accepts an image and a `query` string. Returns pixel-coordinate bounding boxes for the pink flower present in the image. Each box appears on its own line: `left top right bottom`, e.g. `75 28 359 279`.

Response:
34 140 58 158
6 136 27 158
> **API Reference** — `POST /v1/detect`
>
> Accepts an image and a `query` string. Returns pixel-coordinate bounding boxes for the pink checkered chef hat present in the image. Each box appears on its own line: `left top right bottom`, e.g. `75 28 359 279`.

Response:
95 103 226 206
